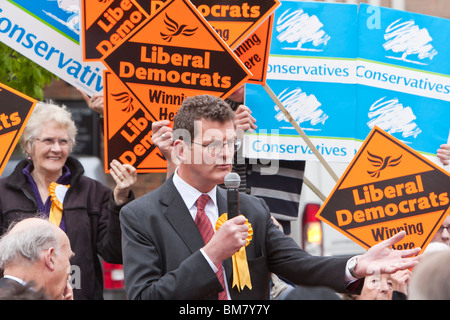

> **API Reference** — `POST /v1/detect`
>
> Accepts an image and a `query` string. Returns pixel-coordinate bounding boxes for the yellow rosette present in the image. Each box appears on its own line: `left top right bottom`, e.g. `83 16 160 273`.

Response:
48 182 70 227
215 213 253 291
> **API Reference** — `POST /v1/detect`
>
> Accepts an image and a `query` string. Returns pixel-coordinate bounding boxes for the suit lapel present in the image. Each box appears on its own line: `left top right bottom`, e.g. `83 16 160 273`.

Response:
161 177 205 253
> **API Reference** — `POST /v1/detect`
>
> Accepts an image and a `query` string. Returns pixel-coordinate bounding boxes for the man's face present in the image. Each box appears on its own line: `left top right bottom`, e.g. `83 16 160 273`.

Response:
177 119 236 192
47 233 74 300
432 215 450 246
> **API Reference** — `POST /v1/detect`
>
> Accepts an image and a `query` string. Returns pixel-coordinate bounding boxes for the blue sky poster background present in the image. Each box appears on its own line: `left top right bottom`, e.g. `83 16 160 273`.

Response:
247 80 356 139
245 1 449 161
270 1 358 59
358 3 450 74
9 0 80 43
355 86 449 154
245 1 358 161
357 4 450 155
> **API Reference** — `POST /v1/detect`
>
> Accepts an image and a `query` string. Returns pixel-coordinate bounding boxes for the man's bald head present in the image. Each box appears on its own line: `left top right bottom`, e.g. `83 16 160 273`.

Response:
0 217 69 268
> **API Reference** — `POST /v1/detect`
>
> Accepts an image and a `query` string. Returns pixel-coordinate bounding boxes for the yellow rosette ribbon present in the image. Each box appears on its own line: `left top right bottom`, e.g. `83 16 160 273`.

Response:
215 213 253 291
48 182 70 227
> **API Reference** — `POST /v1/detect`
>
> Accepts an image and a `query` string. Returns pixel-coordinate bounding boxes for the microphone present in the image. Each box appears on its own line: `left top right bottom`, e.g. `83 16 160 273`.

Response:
224 172 241 219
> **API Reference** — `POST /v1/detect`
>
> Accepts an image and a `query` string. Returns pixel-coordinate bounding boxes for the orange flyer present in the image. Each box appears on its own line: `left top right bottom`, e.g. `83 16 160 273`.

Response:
316 127 450 255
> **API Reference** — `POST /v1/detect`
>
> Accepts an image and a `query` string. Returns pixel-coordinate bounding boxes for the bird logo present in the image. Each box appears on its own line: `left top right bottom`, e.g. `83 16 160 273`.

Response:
366 151 402 178
111 91 134 113
160 13 198 42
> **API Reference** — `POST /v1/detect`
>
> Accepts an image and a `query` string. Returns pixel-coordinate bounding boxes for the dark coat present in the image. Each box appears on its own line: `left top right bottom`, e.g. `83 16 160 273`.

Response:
121 175 354 300
0 157 134 300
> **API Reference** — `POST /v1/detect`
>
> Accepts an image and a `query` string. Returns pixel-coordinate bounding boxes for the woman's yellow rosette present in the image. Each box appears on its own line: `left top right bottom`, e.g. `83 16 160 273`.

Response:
215 213 253 291
48 182 70 227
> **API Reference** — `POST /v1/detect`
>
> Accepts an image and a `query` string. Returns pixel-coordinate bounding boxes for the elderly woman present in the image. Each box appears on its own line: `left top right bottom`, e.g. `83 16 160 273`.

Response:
0 102 137 300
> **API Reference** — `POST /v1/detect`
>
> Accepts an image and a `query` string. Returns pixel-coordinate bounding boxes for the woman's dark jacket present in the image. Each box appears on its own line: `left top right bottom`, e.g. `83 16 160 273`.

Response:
0 156 134 300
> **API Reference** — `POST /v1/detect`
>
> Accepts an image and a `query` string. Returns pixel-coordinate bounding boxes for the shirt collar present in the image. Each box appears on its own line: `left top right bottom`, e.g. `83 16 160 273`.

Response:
3 275 27 286
172 167 217 210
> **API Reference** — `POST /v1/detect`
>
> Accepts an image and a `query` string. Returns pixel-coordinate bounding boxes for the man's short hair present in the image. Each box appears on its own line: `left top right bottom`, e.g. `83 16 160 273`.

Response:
0 218 60 270
173 95 235 141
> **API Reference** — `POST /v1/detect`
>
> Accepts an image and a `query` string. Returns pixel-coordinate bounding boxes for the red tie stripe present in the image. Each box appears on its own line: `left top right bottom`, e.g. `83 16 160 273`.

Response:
195 194 228 300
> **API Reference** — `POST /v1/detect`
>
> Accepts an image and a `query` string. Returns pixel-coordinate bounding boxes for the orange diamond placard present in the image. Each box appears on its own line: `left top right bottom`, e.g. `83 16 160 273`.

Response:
103 71 167 173
0 82 36 177
316 127 450 255
102 0 251 123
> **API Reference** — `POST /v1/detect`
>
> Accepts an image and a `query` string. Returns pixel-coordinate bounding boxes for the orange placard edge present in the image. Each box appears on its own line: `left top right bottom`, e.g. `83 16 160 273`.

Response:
0 83 37 176
81 0 150 62
245 14 274 85
228 0 280 50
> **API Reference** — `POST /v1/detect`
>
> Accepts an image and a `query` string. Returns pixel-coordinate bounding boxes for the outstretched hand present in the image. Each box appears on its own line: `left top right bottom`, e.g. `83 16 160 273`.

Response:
151 120 178 177
353 231 421 278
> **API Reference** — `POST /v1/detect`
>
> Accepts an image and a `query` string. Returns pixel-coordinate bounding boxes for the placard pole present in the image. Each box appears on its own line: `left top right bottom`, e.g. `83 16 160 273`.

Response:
262 83 339 183
303 176 327 202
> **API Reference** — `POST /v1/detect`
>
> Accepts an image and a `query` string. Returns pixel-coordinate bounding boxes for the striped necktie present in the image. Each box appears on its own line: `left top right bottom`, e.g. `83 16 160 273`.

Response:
195 194 228 300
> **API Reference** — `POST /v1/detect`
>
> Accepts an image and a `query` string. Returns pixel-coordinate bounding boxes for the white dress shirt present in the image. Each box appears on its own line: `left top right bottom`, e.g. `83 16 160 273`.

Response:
172 168 231 298
172 168 219 224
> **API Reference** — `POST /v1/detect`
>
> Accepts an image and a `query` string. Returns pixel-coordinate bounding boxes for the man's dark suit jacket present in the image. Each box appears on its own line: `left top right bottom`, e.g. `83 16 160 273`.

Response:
0 277 48 300
120 175 353 300
0 277 21 290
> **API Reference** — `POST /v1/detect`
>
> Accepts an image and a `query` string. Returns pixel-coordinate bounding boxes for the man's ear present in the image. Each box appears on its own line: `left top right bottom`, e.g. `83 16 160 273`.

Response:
44 247 55 271
173 139 188 163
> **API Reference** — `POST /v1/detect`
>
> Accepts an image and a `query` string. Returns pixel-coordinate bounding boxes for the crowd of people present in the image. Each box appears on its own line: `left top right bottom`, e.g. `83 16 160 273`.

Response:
0 101 137 299
0 89 448 300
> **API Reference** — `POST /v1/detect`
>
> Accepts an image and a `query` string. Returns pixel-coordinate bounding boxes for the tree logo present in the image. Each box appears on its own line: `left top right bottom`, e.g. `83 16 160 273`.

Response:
275 8 330 52
275 87 328 129
367 97 422 140
383 19 438 65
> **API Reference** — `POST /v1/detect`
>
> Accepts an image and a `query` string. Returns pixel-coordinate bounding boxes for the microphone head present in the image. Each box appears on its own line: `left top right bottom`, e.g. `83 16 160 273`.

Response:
224 172 241 189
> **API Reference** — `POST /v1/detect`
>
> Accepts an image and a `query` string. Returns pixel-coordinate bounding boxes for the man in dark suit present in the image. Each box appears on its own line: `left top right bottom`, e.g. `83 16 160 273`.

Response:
0 217 74 300
120 94 421 300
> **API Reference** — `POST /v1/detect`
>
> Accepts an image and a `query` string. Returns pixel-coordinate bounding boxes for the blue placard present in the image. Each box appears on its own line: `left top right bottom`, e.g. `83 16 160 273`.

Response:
356 4 450 155
269 1 357 59
244 1 449 162
245 1 358 162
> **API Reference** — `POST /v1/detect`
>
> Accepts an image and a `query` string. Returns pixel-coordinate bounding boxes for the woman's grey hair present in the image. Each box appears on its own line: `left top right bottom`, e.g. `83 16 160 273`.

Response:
20 101 77 156
0 218 61 270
